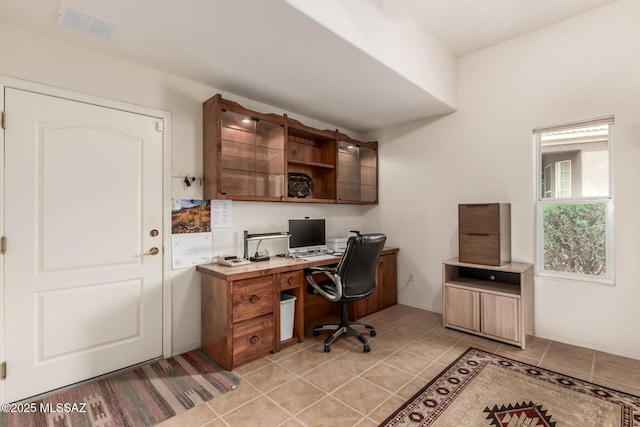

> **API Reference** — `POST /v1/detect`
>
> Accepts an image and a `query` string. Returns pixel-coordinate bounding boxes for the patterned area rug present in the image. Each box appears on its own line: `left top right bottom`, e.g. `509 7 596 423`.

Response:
2 349 239 427
381 347 640 427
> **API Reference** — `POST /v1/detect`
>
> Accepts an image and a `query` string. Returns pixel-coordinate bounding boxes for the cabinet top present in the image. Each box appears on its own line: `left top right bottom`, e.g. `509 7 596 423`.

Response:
198 247 399 281
443 257 533 274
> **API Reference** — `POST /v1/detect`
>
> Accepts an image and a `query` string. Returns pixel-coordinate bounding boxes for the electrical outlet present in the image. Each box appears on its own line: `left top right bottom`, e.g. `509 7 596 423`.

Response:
213 230 225 245
408 271 415 282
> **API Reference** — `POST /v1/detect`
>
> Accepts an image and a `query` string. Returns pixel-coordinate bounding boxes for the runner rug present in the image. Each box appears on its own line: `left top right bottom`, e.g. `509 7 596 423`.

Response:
381 347 640 427
2 349 239 427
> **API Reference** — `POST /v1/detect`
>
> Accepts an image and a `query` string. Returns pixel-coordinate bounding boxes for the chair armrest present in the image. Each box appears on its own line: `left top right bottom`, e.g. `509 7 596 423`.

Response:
304 268 343 302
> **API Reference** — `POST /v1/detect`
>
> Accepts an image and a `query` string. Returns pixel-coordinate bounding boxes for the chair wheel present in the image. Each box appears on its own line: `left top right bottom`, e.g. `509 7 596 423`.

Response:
364 344 370 353
370 330 376 337
324 345 331 353
313 331 319 336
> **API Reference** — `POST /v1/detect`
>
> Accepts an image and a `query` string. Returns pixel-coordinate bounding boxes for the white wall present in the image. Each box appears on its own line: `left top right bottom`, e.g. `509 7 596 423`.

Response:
0 22 374 354
371 0 640 359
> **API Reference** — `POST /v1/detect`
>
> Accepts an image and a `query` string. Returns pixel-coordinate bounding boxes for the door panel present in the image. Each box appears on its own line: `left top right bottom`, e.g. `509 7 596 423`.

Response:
40 126 143 270
444 286 480 332
39 279 142 360
481 293 520 342
4 88 163 402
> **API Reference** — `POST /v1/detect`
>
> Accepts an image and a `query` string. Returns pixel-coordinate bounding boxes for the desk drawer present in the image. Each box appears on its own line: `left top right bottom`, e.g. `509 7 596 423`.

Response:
281 271 303 290
232 277 274 322
233 314 274 366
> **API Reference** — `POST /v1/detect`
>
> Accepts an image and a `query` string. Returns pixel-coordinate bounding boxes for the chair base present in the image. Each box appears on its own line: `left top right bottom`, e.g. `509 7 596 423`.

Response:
312 302 376 352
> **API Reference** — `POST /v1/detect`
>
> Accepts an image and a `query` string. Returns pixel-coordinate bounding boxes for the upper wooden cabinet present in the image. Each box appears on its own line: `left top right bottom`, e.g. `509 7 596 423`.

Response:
337 134 378 204
203 94 378 204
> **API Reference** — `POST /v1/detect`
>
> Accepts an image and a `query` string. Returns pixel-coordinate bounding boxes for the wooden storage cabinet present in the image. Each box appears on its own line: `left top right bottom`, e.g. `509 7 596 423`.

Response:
204 95 286 201
200 267 308 370
348 248 398 320
203 94 378 204
201 275 277 370
337 137 378 204
442 258 533 349
459 203 510 266
201 274 274 370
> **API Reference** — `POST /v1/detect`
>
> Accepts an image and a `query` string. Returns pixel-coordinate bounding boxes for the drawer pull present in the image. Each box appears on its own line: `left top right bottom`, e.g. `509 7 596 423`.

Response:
288 277 295 285
250 294 259 304
250 335 259 344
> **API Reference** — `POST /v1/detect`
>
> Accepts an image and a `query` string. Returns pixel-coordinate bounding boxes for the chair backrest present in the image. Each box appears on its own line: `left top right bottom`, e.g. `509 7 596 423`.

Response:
336 233 386 299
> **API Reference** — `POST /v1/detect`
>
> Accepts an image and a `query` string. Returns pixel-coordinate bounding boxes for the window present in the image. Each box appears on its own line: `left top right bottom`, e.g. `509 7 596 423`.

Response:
535 116 614 284
555 160 571 197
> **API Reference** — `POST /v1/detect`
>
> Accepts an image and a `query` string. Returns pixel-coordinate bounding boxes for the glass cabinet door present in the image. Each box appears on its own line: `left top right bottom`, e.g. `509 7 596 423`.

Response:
220 110 285 198
337 141 377 203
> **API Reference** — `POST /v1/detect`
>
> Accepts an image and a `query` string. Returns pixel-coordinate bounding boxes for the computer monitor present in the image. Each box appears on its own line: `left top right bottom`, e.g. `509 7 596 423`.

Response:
288 218 327 255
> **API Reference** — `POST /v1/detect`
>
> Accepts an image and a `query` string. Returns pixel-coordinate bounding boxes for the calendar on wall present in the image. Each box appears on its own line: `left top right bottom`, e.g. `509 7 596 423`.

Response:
171 199 213 269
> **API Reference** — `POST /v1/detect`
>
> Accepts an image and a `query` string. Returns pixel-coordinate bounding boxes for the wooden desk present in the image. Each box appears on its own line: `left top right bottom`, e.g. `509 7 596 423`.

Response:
197 248 398 370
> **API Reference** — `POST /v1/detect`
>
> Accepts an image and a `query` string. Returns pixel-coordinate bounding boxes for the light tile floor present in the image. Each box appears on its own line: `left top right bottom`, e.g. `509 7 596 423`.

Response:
157 304 640 427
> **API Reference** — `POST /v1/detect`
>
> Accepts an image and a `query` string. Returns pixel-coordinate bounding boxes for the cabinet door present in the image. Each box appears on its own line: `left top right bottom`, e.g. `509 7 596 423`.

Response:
337 141 377 203
459 233 501 265
444 286 480 332
481 293 519 342
348 252 397 320
458 203 501 234
379 253 397 308
220 110 285 198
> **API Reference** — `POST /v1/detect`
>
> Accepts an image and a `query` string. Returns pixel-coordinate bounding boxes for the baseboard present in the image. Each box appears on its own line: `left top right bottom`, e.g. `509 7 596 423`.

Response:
397 299 441 314
533 331 640 361
171 343 200 357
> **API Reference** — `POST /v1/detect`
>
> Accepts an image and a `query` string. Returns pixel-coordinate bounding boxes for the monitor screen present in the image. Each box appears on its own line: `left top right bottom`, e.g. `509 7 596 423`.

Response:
288 219 326 251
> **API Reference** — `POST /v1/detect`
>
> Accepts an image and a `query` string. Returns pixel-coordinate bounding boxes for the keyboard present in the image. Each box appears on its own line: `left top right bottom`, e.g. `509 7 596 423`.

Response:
302 254 340 262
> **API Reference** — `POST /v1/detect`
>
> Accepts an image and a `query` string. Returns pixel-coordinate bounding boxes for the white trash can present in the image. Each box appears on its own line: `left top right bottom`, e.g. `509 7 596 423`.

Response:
280 293 297 341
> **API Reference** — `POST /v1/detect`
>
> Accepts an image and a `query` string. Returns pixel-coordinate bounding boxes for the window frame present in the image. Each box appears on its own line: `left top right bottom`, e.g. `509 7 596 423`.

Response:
534 117 614 285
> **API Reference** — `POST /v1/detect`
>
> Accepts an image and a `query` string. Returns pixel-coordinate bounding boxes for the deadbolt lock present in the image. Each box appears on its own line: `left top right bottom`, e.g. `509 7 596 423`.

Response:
150 229 159 237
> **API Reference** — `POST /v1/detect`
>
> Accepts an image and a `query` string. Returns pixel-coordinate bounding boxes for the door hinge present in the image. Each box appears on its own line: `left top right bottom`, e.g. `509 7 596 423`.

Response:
155 119 165 132
1 362 6 380
1 111 5 129
1 236 6 254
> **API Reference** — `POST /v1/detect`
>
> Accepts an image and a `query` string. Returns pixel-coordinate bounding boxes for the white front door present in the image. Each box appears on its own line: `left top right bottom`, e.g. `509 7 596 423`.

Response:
3 88 164 402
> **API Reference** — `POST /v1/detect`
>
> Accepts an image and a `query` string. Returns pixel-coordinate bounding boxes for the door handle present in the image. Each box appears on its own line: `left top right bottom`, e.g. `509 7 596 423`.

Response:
143 247 159 256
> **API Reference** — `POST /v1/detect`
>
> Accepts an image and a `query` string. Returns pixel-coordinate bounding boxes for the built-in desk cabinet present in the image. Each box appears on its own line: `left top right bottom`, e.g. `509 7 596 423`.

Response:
348 249 398 319
199 248 397 370
203 94 378 204
442 258 533 349
199 267 305 371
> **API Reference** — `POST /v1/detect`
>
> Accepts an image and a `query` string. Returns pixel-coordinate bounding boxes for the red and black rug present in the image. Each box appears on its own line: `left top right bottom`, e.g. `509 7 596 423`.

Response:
381 347 640 426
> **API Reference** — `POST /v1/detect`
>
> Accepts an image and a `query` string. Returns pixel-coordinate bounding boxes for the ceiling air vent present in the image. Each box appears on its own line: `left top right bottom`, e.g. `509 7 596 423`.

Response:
57 3 120 41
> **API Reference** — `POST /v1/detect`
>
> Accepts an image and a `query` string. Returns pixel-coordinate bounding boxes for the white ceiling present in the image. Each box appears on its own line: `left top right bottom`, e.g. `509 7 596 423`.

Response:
0 0 618 132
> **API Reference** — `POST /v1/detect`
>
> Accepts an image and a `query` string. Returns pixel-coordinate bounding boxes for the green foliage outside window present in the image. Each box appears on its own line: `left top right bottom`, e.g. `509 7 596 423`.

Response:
543 203 606 276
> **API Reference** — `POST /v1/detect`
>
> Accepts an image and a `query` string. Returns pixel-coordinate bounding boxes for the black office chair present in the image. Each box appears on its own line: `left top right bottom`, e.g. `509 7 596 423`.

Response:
304 233 386 353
